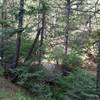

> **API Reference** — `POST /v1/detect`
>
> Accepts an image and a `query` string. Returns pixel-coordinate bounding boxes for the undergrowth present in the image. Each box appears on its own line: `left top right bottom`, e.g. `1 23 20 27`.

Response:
14 65 99 100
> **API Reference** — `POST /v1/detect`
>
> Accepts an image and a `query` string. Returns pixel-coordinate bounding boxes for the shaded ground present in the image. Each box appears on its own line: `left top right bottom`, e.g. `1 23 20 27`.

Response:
0 77 31 100
0 77 18 91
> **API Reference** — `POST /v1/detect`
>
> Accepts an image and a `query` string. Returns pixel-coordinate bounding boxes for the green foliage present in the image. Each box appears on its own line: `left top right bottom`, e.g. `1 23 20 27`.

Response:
0 0 99 100
2 38 16 63
14 64 98 100
50 46 64 64
0 66 4 76
39 0 50 13
95 29 100 38
62 50 82 69
31 83 53 99
0 28 23 36
14 64 58 99
26 0 50 15
20 35 32 57
0 89 31 100
15 64 50 87
0 19 15 26
26 6 38 15
52 68 98 100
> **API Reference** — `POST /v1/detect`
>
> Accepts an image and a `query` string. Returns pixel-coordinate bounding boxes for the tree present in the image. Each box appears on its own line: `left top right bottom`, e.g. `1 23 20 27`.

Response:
14 0 24 67
25 0 48 64
64 0 71 54
38 0 47 64
96 29 100 97
0 0 7 66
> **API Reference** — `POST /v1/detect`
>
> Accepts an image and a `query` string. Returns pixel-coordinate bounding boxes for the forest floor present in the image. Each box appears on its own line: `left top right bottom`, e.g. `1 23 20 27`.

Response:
88 70 96 76
0 59 96 100
0 77 31 100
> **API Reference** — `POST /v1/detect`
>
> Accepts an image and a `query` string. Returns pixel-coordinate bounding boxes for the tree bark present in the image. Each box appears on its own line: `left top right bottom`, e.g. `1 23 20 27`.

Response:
0 0 7 66
65 0 71 54
14 0 24 67
38 10 46 65
25 1 46 63
96 39 100 97
25 28 42 61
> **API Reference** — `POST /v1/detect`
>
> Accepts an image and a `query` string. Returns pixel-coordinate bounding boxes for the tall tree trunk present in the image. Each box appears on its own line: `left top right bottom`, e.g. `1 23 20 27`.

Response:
96 39 100 97
14 0 24 67
0 0 7 66
25 28 42 61
88 15 92 33
25 1 46 63
64 0 71 54
39 10 46 65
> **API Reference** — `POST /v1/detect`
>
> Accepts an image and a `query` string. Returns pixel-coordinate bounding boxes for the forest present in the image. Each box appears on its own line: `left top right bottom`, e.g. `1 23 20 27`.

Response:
0 0 100 100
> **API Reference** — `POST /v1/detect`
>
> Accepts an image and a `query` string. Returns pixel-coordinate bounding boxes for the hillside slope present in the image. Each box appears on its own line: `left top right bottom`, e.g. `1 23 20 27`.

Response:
0 77 31 100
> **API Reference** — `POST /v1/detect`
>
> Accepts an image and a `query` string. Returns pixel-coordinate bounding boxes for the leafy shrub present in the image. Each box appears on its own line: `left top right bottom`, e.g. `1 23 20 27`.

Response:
14 63 98 100
0 89 32 100
0 66 4 76
15 64 58 90
50 46 64 64
14 64 61 99
53 68 98 100
62 50 82 69
20 36 32 57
